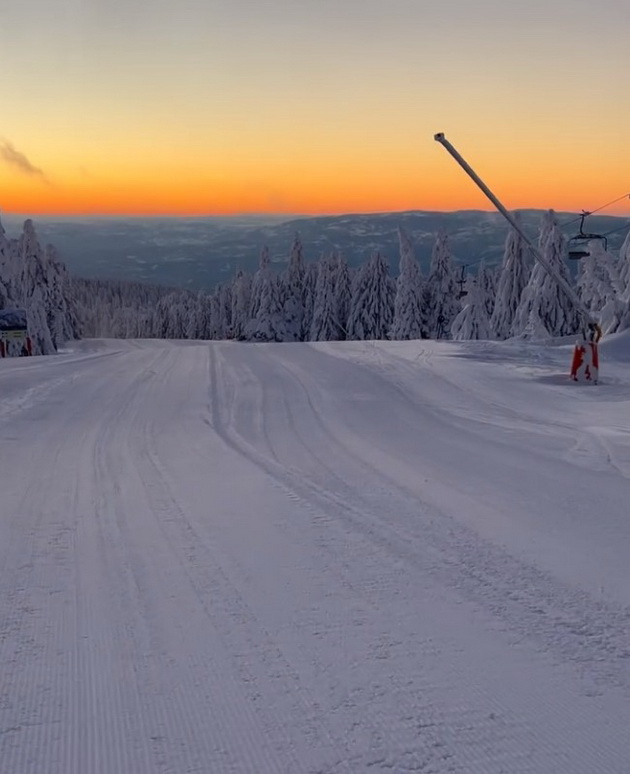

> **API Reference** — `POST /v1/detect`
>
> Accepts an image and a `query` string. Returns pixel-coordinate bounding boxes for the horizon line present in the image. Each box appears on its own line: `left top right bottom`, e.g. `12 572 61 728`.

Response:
2 206 629 221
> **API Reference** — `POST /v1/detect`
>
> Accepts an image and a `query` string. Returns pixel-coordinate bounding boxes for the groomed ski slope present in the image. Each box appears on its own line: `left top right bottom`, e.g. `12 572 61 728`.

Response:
1 334 630 773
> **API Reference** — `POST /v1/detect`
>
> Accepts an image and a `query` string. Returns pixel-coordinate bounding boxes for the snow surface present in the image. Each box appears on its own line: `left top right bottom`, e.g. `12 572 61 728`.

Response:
1 335 630 773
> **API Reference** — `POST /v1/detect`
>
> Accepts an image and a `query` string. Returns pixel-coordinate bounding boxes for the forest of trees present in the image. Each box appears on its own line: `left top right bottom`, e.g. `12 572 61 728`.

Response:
2 211 630 353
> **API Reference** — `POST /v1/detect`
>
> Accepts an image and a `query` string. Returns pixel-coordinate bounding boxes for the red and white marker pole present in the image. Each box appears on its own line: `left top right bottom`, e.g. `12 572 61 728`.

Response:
570 324 602 384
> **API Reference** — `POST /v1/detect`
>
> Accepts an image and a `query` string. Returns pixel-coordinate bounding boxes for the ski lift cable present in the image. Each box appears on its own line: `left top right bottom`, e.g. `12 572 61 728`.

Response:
560 193 630 228
601 220 630 238
448 218 628 276
450 212 629 274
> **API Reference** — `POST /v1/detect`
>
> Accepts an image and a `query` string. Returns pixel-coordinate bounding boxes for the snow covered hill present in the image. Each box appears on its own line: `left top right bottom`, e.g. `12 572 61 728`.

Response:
1 335 630 773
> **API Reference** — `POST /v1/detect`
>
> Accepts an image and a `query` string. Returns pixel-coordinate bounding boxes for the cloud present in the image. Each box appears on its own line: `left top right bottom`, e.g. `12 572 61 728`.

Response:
0 139 48 182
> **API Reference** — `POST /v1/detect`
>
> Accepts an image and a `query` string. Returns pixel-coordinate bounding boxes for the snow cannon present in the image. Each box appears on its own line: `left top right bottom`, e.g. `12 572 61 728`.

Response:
433 133 604 386
570 323 602 384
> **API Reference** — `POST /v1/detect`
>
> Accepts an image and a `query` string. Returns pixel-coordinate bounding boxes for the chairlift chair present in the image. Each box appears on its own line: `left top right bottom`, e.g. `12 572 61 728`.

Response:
567 212 608 259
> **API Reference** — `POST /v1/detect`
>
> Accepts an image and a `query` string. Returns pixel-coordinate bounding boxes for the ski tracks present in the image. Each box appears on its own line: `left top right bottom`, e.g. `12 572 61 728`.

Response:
138 348 356 774
1 345 335 773
84 346 327 774
207 341 630 773
0 348 161 773
3 340 630 773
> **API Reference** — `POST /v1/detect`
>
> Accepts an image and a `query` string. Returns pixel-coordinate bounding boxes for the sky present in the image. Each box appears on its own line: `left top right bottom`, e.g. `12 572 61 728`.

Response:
1 0 629 217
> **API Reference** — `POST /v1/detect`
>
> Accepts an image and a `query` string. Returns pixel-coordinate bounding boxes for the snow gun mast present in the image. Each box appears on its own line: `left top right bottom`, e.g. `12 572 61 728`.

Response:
433 132 600 342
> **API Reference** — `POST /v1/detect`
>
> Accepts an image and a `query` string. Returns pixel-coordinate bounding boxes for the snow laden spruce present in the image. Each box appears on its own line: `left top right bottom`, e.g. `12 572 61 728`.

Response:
74 213 630 343
490 214 532 339
5 211 630 350
0 217 80 354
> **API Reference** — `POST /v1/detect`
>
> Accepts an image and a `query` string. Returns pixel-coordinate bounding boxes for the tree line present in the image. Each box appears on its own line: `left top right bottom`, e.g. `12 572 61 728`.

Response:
2 211 629 354
72 210 630 343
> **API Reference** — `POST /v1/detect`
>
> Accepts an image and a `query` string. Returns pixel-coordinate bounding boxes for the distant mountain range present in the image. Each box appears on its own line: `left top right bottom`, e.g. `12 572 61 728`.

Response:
3 210 628 291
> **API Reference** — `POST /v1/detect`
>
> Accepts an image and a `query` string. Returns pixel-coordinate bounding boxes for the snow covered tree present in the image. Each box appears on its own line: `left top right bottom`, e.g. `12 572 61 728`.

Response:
205 284 231 340
231 269 252 340
490 218 532 339
577 241 623 311
451 279 492 340
302 261 319 340
199 293 214 339
476 259 497 322
334 254 351 340
14 220 56 353
391 227 425 340
249 273 289 342
618 228 630 291
244 244 291 342
184 297 201 339
249 246 271 323
511 211 580 338
577 241 626 334
425 231 460 339
347 252 394 340
0 222 9 309
154 293 185 338
219 283 233 337
44 243 81 346
0 218 81 353
72 277 198 340
282 233 306 341
0 218 19 301
310 254 339 341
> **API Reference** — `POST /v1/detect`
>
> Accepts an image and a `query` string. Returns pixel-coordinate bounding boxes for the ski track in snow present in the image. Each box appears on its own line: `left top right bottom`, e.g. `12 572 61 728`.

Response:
1 337 630 772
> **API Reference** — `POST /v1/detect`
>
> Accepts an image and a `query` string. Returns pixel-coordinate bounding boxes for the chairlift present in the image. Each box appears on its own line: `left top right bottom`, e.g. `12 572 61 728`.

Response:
567 212 608 259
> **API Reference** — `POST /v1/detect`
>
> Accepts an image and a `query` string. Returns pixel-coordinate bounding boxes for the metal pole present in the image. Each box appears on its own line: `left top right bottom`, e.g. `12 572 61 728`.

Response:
433 133 597 328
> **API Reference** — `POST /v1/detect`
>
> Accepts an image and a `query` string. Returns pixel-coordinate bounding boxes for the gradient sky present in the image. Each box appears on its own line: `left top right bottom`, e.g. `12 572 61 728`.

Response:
1 0 629 216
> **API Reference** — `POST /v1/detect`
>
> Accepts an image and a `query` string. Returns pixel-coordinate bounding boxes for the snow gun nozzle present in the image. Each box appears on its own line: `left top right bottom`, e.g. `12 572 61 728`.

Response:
434 132 446 142
586 321 602 343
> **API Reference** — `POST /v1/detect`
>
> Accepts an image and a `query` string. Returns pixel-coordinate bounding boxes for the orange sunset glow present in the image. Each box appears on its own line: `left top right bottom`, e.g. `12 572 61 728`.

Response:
1 0 629 218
